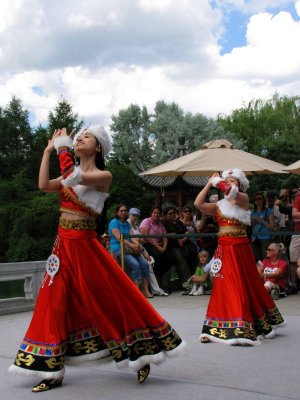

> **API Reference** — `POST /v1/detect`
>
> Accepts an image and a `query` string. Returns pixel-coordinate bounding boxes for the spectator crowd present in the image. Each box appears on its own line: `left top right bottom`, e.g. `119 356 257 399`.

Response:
101 187 300 300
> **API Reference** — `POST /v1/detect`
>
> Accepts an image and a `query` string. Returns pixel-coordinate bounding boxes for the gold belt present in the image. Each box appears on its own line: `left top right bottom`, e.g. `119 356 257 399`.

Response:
59 218 97 230
218 229 247 237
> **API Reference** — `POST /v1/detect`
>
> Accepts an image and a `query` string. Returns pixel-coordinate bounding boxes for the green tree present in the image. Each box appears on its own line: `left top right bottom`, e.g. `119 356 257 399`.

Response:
111 100 245 170
0 96 32 180
106 159 154 220
48 97 84 136
217 93 300 161
110 104 153 171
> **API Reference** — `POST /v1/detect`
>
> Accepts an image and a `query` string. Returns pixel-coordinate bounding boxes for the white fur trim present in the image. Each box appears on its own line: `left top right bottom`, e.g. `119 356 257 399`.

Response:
73 186 108 214
221 168 249 192
54 136 73 152
73 125 112 157
116 340 186 372
199 334 260 346
65 349 110 364
211 177 223 188
165 340 186 357
217 198 251 226
224 185 239 200
264 330 276 339
62 167 82 187
8 364 65 380
271 321 287 329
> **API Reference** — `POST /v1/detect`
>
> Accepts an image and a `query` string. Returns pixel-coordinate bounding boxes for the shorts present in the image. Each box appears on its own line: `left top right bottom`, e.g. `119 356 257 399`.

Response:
289 235 300 262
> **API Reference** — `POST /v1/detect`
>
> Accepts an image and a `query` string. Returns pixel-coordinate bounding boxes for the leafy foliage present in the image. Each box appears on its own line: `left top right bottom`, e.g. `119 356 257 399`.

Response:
1 94 300 262
111 100 246 170
106 159 155 221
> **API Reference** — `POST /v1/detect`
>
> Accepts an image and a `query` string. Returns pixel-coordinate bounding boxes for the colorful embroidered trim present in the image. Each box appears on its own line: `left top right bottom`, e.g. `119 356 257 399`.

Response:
14 326 107 373
105 321 182 363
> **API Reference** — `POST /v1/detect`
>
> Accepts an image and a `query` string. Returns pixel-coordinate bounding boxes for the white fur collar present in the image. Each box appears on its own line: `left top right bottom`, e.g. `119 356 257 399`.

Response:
73 185 108 214
217 198 251 226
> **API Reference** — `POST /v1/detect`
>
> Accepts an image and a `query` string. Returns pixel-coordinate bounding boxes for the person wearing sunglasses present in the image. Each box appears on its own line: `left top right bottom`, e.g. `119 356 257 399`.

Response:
108 204 153 298
250 191 274 261
257 243 288 300
194 168 285 346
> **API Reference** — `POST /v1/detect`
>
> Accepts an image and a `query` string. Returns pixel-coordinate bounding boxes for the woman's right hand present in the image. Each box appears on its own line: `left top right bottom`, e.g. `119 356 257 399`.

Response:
207 172 220 187
45 129 63 152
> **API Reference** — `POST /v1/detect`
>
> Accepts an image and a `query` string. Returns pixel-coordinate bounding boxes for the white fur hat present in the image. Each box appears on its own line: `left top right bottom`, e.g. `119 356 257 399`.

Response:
221 168 249 192
73 125 112 157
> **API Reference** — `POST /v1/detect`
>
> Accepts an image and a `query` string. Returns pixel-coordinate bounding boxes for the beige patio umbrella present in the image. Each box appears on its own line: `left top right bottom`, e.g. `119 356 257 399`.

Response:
283 160 300 175
140 139 287 177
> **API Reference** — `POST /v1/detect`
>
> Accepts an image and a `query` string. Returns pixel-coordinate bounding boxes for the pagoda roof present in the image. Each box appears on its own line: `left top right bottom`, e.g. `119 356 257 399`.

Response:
140 175 208 188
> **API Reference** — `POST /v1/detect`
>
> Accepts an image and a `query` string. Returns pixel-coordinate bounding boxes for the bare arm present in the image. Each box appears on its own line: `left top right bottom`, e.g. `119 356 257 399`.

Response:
233 192 249 211
38 130 63 193
111 228 136 249
79 170 112 191
292 207 300 220
194 176 217 216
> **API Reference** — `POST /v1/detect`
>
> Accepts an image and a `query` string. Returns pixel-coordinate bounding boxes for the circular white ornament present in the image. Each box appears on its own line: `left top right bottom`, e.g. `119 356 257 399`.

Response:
211 258 222 274
46 254 60 284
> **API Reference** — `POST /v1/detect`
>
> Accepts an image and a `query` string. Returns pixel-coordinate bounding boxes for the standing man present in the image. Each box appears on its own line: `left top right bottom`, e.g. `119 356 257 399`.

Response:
289 190 300 293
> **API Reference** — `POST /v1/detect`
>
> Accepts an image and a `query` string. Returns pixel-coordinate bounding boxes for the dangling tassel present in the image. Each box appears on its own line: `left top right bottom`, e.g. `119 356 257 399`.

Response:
41 236 61 287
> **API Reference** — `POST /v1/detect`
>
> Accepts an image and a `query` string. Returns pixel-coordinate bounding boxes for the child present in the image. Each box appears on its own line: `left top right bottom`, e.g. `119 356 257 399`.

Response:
188 250 212 295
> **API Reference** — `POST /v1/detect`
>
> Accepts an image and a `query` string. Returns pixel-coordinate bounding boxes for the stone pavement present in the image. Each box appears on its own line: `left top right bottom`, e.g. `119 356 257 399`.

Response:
1 292 299 400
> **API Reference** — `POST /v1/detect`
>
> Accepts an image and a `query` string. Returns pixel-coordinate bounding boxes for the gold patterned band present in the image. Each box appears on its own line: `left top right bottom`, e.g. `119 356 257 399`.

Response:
217 226 247 237
59 218 97 230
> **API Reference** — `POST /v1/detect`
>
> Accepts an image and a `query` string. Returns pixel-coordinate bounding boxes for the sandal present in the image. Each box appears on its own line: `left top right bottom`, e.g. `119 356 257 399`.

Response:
32 379 62 393
137 364 150 383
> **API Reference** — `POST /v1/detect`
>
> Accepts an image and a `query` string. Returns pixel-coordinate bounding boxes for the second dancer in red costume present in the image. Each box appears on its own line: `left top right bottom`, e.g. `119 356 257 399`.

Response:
194 169 285 345
9 126 185 392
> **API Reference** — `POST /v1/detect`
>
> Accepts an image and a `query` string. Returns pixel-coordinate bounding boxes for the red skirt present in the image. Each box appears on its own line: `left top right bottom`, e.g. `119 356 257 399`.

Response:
201 236 285 345
10 226 184 379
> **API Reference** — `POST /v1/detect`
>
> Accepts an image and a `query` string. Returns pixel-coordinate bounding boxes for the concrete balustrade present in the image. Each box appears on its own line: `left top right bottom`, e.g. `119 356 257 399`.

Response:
0 261 45 315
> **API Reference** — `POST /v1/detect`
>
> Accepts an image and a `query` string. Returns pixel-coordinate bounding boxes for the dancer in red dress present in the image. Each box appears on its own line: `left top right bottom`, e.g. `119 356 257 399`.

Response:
9 127 184 392
194 169 285 345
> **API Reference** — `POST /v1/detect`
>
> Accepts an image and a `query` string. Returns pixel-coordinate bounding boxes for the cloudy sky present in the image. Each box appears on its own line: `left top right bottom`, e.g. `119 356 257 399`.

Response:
1 0 300 130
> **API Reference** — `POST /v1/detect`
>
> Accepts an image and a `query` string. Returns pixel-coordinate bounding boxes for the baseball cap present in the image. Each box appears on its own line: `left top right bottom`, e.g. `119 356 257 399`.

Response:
129 207 141 216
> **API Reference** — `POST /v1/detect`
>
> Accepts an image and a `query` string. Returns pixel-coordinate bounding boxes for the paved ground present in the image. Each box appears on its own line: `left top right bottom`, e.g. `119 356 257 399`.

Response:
1 292 299 400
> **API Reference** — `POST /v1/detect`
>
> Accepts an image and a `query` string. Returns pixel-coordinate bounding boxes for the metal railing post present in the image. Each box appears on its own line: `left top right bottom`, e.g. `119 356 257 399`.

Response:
120 233 125 270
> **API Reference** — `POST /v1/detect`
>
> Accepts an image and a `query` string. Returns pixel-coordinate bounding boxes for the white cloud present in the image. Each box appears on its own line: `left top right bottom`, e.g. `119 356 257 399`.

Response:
295 0 300 16
68 14 97 28
220 11 300 79
138 0 173 12
0 0 23 33
0 0 300 130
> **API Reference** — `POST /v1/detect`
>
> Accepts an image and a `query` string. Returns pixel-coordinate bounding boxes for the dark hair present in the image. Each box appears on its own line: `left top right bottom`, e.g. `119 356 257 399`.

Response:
183 204 193 212
163 206 176 216
150 206 162 215
96 199 108 236
114 203 127 218
253 191 266 211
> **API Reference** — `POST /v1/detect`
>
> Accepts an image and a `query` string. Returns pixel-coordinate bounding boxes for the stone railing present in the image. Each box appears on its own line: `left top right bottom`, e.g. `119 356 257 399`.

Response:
0 261 45 316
